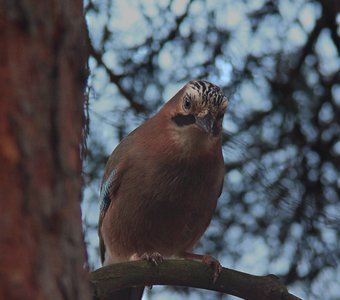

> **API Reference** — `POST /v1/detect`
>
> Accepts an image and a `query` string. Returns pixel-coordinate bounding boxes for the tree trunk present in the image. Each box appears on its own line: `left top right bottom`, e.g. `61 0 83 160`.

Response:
0 1 90 299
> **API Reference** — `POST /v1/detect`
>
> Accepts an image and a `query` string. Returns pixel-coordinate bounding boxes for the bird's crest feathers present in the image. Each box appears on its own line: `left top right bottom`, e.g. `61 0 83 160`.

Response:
186 80 228 110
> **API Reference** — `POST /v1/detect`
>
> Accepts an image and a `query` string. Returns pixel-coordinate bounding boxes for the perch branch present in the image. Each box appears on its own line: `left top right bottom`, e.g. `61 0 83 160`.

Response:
90 259 302 300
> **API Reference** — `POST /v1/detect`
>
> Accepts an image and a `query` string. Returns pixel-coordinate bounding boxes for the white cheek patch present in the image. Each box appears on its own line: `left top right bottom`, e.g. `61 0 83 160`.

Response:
197 109 209 118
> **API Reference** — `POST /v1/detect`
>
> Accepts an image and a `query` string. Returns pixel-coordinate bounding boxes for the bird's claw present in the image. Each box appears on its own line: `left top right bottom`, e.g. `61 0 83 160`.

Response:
202 254 222 284
140 252 164 266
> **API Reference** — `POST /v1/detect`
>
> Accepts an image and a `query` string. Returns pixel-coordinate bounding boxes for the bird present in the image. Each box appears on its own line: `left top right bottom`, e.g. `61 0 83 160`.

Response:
98 80 228 299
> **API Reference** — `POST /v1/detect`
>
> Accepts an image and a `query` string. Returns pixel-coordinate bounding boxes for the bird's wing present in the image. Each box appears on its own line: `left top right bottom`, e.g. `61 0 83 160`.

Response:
98 135 134 263
98 165 120 263
99 168 117 215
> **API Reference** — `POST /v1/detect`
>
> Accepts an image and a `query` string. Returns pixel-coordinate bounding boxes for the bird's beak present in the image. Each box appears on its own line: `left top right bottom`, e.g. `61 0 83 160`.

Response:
195 113 214 134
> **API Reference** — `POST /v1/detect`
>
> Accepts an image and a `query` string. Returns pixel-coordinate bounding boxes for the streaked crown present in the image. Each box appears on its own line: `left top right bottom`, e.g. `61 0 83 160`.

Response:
186 80 228 111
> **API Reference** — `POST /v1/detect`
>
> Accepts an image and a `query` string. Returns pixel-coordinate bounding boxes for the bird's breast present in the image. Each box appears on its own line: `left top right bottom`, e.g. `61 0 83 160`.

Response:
102 128 224 261
107 150 222 256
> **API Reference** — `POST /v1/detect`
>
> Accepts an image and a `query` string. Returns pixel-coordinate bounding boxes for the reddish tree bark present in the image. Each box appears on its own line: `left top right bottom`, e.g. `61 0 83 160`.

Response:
0 1 90 300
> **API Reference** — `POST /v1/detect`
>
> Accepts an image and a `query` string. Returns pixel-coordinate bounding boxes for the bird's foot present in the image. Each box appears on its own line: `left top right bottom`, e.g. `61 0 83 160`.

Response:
130 252 164 266
202 254 222 284
141 252 164 266
181 252 222 284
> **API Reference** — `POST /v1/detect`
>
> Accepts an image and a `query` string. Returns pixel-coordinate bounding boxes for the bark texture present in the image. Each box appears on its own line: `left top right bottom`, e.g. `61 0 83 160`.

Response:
0 1 90 299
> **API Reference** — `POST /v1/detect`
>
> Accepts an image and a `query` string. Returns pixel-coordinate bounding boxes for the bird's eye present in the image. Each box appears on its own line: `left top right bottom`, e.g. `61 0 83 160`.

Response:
183 97 192 111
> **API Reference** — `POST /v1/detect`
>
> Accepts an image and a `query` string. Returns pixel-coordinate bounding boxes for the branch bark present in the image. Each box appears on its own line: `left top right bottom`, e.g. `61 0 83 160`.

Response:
90 259 302 300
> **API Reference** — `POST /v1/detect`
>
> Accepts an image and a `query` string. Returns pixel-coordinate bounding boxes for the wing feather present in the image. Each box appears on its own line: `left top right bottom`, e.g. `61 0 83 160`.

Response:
98 134 136 263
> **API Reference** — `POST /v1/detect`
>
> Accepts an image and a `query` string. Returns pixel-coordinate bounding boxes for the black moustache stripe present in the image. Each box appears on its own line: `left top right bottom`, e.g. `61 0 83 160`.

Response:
172 114 195 126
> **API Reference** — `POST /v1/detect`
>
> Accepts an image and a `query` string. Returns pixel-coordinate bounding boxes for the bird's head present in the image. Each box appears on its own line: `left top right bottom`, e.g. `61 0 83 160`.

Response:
167 80 228 141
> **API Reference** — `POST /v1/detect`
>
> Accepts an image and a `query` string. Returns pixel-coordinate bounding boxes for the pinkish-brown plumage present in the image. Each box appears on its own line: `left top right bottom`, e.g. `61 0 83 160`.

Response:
98 80 228 298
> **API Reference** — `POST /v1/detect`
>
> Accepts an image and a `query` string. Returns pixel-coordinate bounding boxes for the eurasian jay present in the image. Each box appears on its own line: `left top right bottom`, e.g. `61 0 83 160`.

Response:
98 80 228 299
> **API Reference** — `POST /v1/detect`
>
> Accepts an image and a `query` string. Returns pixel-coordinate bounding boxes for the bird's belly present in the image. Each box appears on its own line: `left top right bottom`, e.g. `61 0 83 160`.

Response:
105 188 217 261
103 161 220 262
